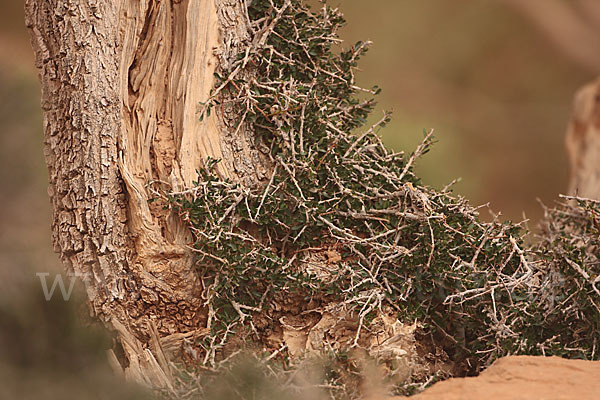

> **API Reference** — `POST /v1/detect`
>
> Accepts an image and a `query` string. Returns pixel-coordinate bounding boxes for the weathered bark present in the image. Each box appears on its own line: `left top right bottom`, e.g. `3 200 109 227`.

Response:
566 77 600 199
25 0 267 388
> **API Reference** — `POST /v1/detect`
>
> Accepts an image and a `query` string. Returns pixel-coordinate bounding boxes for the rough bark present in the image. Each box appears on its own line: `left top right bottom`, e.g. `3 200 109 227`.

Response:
566 77 600 199
25 0 267 388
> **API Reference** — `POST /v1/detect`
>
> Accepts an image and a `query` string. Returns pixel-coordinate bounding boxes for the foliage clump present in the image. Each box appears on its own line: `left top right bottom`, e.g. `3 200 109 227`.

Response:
162 0 600 396
528 197 600 358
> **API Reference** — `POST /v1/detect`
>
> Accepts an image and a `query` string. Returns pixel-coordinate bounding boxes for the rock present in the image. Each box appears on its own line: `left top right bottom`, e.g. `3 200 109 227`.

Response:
410 356 600 400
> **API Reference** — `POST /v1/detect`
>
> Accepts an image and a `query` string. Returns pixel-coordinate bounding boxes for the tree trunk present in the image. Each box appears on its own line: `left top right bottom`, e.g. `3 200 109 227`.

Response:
566 77 600 199
25 0 268 388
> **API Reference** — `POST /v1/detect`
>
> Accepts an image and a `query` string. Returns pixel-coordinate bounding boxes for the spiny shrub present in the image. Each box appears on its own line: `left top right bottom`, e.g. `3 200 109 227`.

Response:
162 0 600 395
528 197 600 359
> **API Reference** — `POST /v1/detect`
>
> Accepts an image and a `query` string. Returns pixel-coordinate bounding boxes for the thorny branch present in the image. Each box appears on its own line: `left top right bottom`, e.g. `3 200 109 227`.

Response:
158 0 600 398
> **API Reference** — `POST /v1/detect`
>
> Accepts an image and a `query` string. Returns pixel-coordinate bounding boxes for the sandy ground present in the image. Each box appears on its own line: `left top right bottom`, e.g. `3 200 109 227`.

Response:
408 355 600 400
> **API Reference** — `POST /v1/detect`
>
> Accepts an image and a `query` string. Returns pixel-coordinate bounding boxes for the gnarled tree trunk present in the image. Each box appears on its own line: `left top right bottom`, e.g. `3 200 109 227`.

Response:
25 0 268 388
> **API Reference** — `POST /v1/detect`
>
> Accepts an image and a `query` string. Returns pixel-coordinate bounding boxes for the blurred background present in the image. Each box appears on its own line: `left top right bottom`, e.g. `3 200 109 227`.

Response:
0 0 597 397
335 0 598 223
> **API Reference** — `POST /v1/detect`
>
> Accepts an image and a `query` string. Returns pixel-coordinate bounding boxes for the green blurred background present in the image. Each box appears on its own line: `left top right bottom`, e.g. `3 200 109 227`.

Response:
335 0 595 223
0 0 596 396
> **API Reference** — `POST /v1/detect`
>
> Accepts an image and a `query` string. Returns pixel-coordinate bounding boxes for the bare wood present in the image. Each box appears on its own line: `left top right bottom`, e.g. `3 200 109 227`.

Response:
25 0 267 387
566 77 600 199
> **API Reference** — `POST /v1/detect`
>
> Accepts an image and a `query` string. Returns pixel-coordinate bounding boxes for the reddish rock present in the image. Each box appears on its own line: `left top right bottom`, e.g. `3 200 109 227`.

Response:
410 356 600 400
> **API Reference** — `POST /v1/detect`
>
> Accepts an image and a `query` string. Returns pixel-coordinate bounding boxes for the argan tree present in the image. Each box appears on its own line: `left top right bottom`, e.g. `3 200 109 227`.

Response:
26 0 600 397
